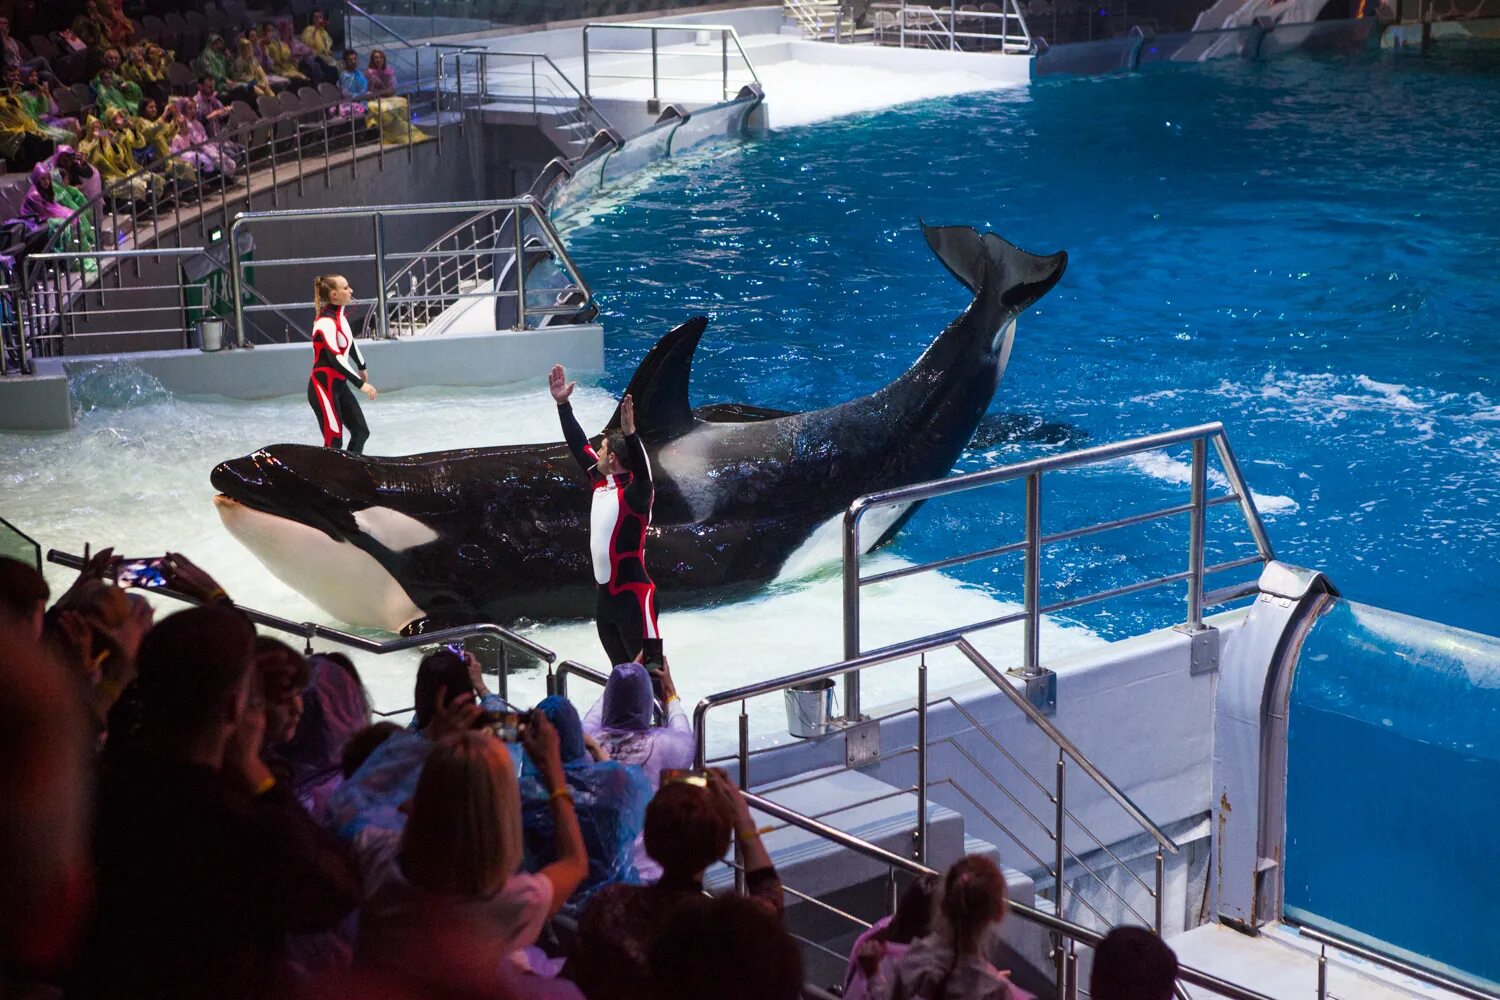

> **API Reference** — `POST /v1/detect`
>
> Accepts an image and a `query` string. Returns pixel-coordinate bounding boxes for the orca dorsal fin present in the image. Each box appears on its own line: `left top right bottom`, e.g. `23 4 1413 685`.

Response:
606 316 709 445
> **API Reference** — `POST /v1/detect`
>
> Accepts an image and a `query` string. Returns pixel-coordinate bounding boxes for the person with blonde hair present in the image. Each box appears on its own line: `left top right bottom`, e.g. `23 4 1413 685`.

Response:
354 719 590 987
307 274 377 453
232 36 276 99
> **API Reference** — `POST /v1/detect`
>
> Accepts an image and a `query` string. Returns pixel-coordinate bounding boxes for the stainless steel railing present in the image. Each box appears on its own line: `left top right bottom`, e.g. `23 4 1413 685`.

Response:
582 22 761 104
228 196 593 345
742 790 1276 1000
870 0 1034 52
47 548 552 703
1297 926 1498 1000
842 422 1274 716
694 633 1180 951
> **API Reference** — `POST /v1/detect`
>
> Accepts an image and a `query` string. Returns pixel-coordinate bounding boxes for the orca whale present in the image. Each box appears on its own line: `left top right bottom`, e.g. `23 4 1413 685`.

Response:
211 224 1067 632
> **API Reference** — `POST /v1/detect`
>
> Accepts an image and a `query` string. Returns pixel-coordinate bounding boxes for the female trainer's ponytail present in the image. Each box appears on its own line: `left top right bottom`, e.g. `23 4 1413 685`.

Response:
312 273 342 316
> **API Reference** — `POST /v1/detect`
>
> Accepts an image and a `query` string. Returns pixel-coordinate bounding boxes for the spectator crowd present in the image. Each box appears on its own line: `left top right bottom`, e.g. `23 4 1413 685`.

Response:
0 2 423 274
0 549 1184 1000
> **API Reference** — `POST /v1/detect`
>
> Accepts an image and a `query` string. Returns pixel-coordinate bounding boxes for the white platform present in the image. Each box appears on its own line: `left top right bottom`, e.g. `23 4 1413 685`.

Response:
1168 923 1475 1000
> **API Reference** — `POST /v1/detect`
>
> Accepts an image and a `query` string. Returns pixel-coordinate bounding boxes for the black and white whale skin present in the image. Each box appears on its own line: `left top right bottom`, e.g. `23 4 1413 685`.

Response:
211 224 1067 632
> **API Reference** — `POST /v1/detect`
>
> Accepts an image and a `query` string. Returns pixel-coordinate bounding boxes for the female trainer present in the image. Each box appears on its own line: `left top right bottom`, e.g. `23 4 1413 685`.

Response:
307 274 377 454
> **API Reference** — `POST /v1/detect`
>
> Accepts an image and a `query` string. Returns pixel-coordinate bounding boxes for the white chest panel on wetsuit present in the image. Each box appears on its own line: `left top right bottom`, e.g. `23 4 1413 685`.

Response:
590 476 624 586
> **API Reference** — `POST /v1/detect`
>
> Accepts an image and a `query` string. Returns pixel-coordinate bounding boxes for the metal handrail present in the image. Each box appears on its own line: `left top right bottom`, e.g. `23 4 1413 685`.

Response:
227 195 592 344
341 0 419 47
693 631 1179 943
47 547 552 702
842 423 1275 712
486 49 612 135
581 22 761 103
871 0 1034 52
693 634 1178 852
742 790 1276 1000
1296 926 1499 1000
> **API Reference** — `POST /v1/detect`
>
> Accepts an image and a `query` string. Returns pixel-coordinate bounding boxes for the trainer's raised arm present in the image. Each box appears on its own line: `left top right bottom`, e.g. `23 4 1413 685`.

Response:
552 363 596 476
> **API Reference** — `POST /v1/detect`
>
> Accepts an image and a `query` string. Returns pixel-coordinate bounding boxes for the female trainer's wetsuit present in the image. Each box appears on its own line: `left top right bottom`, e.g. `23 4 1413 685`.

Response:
307 304 370 454
557 400 659 666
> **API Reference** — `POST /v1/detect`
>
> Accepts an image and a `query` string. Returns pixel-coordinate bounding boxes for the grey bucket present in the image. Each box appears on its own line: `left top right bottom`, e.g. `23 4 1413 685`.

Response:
198 318 225 352
784 678 836 739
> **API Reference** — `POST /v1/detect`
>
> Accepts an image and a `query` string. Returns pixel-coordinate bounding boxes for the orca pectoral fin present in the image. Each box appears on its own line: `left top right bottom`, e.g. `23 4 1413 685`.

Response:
607 315 710 445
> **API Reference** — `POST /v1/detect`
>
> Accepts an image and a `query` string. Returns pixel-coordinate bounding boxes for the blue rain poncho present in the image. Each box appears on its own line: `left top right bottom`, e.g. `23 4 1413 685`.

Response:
519 696 651 908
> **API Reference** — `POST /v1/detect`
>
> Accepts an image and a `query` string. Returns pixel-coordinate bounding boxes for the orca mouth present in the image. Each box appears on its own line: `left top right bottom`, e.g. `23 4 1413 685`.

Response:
211 450 355 542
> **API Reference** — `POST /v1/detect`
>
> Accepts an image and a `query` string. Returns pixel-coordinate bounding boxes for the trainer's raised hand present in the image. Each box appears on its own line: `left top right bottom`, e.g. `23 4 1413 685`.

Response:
548 364 575 404
620 394 635 436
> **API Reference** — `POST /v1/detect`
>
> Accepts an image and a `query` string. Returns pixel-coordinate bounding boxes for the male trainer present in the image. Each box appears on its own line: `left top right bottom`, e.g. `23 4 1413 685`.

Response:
550 364 660 665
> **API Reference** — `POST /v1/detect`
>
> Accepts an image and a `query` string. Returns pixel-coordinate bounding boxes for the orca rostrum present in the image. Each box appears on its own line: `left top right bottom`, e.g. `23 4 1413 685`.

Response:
211 224 1067 633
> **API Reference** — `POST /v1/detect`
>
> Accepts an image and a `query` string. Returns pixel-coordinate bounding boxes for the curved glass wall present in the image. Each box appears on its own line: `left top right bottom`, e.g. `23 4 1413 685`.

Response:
1285 599 1500 990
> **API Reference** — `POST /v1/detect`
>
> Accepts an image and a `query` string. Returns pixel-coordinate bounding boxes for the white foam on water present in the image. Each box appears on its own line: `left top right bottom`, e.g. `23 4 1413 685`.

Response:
1122 451 1299 516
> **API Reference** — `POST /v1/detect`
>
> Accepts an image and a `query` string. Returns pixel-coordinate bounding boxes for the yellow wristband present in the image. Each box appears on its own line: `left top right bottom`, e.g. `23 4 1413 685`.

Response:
549 786 573 803
252 775 276 797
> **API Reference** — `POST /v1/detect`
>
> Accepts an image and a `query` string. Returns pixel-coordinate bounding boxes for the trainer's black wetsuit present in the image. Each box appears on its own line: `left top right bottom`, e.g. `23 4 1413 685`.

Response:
307 305 370 454
558 401 659 666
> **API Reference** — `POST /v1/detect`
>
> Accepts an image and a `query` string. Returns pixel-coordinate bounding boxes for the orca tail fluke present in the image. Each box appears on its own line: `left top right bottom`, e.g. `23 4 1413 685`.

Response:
921 222 1068 312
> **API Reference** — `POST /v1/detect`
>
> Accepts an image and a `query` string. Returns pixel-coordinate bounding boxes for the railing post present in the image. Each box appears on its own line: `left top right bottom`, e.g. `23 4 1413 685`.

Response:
1187 437 1206 630
1317 945 1328 1000
583 26 592 98
722 30 729 101
735 701 749 895
916 653 928 865
177 260 190 350
651 29 660 103
16 259 32 375
1054 748 1067 998
373 213 391 340
886 867 900 915
436 52 445 155
511 208 526 331
841 505 862 720
1024 471 1042 673
230 222 247 349
1155 850 1165 934
1064 938 1078 1000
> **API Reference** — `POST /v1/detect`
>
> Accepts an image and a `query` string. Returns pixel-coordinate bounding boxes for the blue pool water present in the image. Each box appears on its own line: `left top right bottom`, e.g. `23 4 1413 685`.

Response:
562 44 1500 640
1286 599 1500 988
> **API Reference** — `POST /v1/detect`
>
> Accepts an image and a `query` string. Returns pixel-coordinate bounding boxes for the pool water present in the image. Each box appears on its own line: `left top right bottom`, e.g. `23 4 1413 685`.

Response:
560 43 1500 639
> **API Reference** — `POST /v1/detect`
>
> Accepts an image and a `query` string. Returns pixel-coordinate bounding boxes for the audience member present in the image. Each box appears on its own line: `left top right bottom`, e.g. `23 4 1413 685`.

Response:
22 161 92 251
0 91 54 170
260 21 309 87
1090 926 1180 1000
0 555 48 641
584 659 694 787
13 67 78 141
353 718 589 986
567 768 783 1000
233 35 276 99
340 719 402 779
519 695 651 906
0 599 93 981
335 47 367 118
253 636 311 763
411 646 506 730
74 604 359 999
0 14 57 85
275 651 371 815
122 44 168 106
843 874 940 1000
362 48 425 144
300 10 339 85
90 66 139 116
48 142 101 203
647 894 804 1000
876 855 1025 1000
